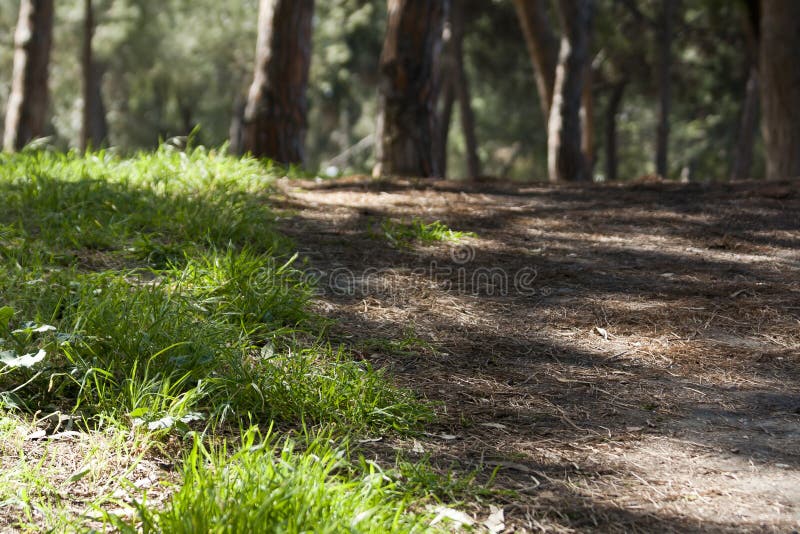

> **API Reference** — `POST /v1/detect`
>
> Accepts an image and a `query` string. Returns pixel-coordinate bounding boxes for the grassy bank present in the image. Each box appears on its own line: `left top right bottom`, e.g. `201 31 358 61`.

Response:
0 148 445 532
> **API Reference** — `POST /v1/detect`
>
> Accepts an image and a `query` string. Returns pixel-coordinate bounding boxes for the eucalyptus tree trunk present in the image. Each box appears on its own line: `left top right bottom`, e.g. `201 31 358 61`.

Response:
242 0 314 165
80 0 108 151
3 0 54 152
374 0 448 178
547 0 592 182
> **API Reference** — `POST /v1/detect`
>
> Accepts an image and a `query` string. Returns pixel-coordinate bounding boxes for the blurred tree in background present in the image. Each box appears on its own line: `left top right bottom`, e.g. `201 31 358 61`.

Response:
0 0 784 181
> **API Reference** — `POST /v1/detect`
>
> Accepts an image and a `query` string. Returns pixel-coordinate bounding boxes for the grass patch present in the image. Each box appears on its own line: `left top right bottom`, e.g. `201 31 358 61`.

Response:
0 412 157 533
0 148 453 531
376 218 476 248
356 327 441 359
132 428 442 533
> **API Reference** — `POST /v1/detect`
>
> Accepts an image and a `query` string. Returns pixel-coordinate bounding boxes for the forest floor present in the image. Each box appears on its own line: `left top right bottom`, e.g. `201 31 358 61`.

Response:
276 176 800 533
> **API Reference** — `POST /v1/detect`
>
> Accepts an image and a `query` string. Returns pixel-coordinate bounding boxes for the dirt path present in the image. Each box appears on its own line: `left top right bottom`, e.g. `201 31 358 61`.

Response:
276 177 800 533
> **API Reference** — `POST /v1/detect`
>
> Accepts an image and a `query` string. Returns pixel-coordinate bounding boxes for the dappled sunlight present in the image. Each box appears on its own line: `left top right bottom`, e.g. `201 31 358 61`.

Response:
277 177 800 530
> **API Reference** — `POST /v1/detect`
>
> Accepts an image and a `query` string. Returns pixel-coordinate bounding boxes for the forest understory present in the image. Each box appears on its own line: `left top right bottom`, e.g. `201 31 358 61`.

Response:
277 176 800 532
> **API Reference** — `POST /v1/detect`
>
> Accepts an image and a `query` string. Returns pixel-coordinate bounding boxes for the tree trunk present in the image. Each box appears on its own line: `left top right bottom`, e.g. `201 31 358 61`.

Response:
655 0 673 178
605 80 627 182
3 0 54 152
178 99 193 136
581 62 594 176
760 1 800 180
451 0 480 179
547 0 592 183
730 67 759 180
605 80 626 182
229 95 246 155
437 75 455 177
513 0 558 121
437 14 456 177
242 0 314 165
80 0 108 151
730 0 760 181
374 0 448 178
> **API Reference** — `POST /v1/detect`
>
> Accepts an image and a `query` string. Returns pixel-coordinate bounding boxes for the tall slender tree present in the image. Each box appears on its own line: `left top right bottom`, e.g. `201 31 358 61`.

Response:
452 1 481 179
655 0 673 178
513 0 558 121
3 0 54 152
514 0 594 181
604 79 626 182
80 0 108 151
730 0 759 181
439 0 480 179
242 0 314 164
730 70 759 181
547 0 592 182
374 0 448 178
759 1 800 180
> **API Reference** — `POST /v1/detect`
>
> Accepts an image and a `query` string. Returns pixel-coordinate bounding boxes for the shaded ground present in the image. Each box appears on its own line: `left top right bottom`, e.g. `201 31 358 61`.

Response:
276 176 800 533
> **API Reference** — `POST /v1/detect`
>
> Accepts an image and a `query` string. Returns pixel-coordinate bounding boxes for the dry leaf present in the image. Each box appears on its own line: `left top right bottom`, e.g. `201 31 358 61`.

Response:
593 326 609 340
483 505 505 533
430 506 475 527
24 429 47 440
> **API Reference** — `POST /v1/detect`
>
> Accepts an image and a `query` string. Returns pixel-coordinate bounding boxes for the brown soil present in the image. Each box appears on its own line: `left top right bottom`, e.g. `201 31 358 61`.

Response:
276 176 800 533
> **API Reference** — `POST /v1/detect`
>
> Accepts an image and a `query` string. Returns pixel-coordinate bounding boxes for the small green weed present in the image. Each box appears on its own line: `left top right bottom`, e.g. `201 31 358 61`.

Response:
357 327 440 358
397 456 503 505
377 218 476 248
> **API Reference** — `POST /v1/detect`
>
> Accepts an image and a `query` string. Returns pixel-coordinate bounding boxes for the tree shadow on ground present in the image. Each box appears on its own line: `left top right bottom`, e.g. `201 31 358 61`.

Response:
277 179 800 531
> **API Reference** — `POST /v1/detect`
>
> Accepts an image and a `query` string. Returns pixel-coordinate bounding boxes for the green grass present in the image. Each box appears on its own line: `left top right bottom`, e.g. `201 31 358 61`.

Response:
356 327 441 359
376 218 476 248
0 148 451 532
131 428 442 533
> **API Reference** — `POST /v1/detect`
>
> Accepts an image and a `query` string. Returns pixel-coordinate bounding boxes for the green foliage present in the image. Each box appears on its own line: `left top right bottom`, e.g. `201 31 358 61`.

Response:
0 149 429 434
396 457 504 505
133 428 439 533
0 0 761 180
357 328 440 359
0 149 451 532
377 219 476 249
